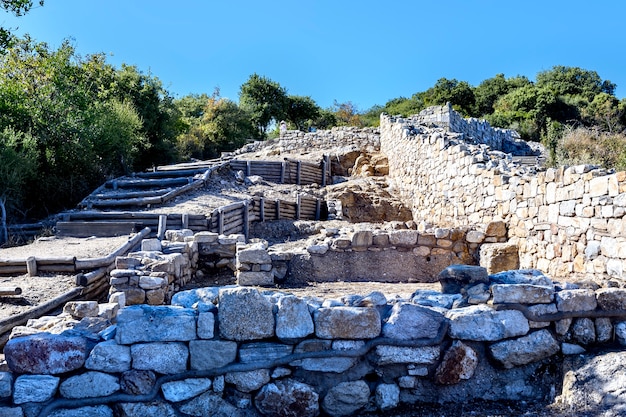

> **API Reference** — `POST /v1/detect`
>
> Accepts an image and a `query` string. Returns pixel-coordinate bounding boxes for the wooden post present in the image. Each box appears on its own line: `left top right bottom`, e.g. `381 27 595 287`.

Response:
243 201 249 239
321 157 327 187
296 161 301 185
260 197 265 222
26 256 37 277
218 209 224 234
315 198 321 220
182 213 189 229
275 200 281 220
296 194 301 220
246 160 252 177
157 215 167 240
280 162 286 184
325 154 331 185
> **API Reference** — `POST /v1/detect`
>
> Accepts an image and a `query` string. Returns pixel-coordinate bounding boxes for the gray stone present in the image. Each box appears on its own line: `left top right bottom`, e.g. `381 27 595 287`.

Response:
388 230 417 246
375 383 400 411
13 375 59 404
556 318 573 335
48 405 114 417
225 369 271 392
171 287 219 312
63 301 99 318
120 370 156 395
255 379 320 417
411 290 461 309
116 401 177 417
189 340 238 370
595 318 613 343
237 247 271 264
179 392 243 417
161 378 212 402
197 311 214 339
375 345 440 365
131 342 188 374
140 238 162 251
290 357 358 373
491 284 554 304
85 340 131 373
59 371 119 399
434 341 478 384
0 372 12 398
571 318 596 345
0 407 23 417
276 295 315 340
446 304 529 341
466 283 491 304
351 230 373 247
138 276 166 290
556 289 597 312
489 269 553 286
562 343 586 355
218 287 275 341
596 288 626 310
5 333 88 374
439 265 489 294
307 243 329 255
479 242 519 274
382 302 445 340
239 342 294 363
115 305 197 344
322 380 370 417
489 329 560 368
617 322 626 346
527 303 558 328
237 270 274 286
315 307 381 339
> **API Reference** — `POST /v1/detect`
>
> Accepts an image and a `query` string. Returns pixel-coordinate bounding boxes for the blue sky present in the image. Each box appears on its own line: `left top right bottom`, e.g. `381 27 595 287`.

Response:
2 0 625 110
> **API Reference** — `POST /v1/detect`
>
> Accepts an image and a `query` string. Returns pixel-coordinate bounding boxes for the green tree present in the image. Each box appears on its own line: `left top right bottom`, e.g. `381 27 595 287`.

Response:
239 73 288 138
473 74 531 117
536 66 615 101
332 100 363 126
417 78 475 116
285 95 320 131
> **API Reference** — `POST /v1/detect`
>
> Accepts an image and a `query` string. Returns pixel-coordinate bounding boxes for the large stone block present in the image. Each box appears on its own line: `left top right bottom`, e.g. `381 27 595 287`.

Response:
239 342 294 363
115 305 197 344
161 378 212 402
555 289 597 312
59 371 120 399
131 342 188 374
189 340 238 370
315 307 381 339
255 379 319 417
435 341 478 384
322 380 370 417
5 333 88 375
446 304 529 341
388 230 418 246
13 375 59 404
382 302 445 340
225 369 271 393
85 340 131 373
218 287 275 341
489 329 560 368
491 284 554 304
374 345 440 365
439 265 489 294
489 269 553 286
236 271 274 286
596 288 626 310
276 295 314 340
178 392 243 417
479 243 519 274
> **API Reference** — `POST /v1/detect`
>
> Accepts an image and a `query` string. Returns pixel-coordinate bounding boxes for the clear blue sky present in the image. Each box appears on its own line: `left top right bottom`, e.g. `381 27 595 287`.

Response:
2 0 625 110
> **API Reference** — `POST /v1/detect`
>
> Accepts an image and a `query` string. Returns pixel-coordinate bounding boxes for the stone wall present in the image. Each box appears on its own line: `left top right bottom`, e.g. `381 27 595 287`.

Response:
380 109 626 283
3 266 626 416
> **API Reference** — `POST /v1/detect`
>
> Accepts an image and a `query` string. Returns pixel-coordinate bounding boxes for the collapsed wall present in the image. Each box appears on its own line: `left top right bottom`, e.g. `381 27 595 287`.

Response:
381 106 626 284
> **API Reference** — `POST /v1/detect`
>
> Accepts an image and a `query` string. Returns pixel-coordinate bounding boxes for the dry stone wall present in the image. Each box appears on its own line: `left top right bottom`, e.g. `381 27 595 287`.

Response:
381 106 626 284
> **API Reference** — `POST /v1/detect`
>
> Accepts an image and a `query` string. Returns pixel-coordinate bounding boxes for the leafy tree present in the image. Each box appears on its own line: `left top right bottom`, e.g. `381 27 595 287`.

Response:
417 78 475 116
311 108 337 130
332 100 363 126
473 74 531 117
285 95 320 131
583 92 624 133
239 73 288 138
536 66 615 101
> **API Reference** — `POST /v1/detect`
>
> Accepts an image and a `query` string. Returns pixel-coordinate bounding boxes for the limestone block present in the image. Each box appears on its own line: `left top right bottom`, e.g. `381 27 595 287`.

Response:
13 375 59 404
131 342 188 374
225 369 270 393
351 230 373 247
145 288 166 305
5 333 88 375
467 283 491 304
218 287 275 341
121 288 146 305
571 318 596 345
596 318 613 343
189 340 238 370
374 345 440 365
485 221 507 237
411 290 461 309
141 239 162 252
466 230 486 243
434 341 478 385
116 305 197 344
161 378 212 402
276 295 315 340
489 269 553 286
237 247 271 264
491 284 554 304
239 342 294 363
307 243 329 255
376 383 400 411
117 402 178 417
446 304 529 341
194 231 219 243
388 230 418 246
322 380 370 417
315 306 381 339
490 329 560 369
138 276 167 290
382 302 445 340
596 288 626 310
179 392 241 417
63 301 99 319
85 340 131 373
438 264 489 294
255 379 320 417
59 371 119 399
237 271 274 286
197 311 214 339
479 243 520 274
555 289 597 312
527 303 558 328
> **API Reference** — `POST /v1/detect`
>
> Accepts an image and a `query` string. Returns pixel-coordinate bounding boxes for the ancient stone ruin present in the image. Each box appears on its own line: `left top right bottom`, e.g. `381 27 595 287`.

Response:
2 104 626 416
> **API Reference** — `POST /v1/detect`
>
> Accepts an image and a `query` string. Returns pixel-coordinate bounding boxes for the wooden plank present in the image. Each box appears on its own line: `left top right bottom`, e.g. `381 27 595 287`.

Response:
87 197 163 208
134 168 209 178
56 222 137 238
106 177 190 189
0 287 21 296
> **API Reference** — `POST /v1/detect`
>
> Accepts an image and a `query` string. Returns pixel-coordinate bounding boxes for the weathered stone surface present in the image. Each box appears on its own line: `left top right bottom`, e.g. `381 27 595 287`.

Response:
290 357 358 373
116 305 197 344
559 351 626 416
527 303 558 328
388 230 417 246
595 317 613 343
351 230 373 247
0 407 23 417
59 371 119 399
617 321 626 346
596 288 626 310
48 405 114 417
466 283 491 304
218 287 275 341
322 380 370 417
5 333 88 374
85 340 131 373
439 265 489 294
489 269 553 286
120 370 156 395
238 247 271 264
382 302 445 340
225 369 271 392
171 287 219 312
161 378 212 402
13 374 59 404
375 383 400 411
307 243 329 255
197 311 214 339
276 295 315 340
0 372 12 398
571 318 596 345
255 379 320 417
562 343 586 355
131 342 188 374
116 401 177 417
446 305 529 341
411 290 461 309
178 392 243 417
138 276 167 290
491 284 554 304
63 301 99 319
479 242 519 274
435 341 478 384
189 340 238 370
490 329 560 368
555 289 597 312
315 307 381 339
375 345 440 365
236 270 274 286
238 342 294 363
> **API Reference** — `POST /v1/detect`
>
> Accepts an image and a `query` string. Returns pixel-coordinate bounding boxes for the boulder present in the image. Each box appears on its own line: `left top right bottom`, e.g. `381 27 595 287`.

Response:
13 374 59 404
315 306 381 339
115 305 197 344
119 370 156 395
439 265 489 294
59 371 120 399
116 401 178 417
322 380 370 417
171 287 219 312
555 289 597 312
489 329 560 368
435 341 478 384
255 379 320 417
218 287 275 341
225 369 271 392
491 284 554 304
479 242 519 274
85 340 131 373
382 302 445 340
161 378 212 402
276 295 315 340
189 340 238 370
5 333 88 374
178 392 244 417
446 305 529 341
488 269 553 286
596 288 626 310
375 383 400 411
130 342 188 374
